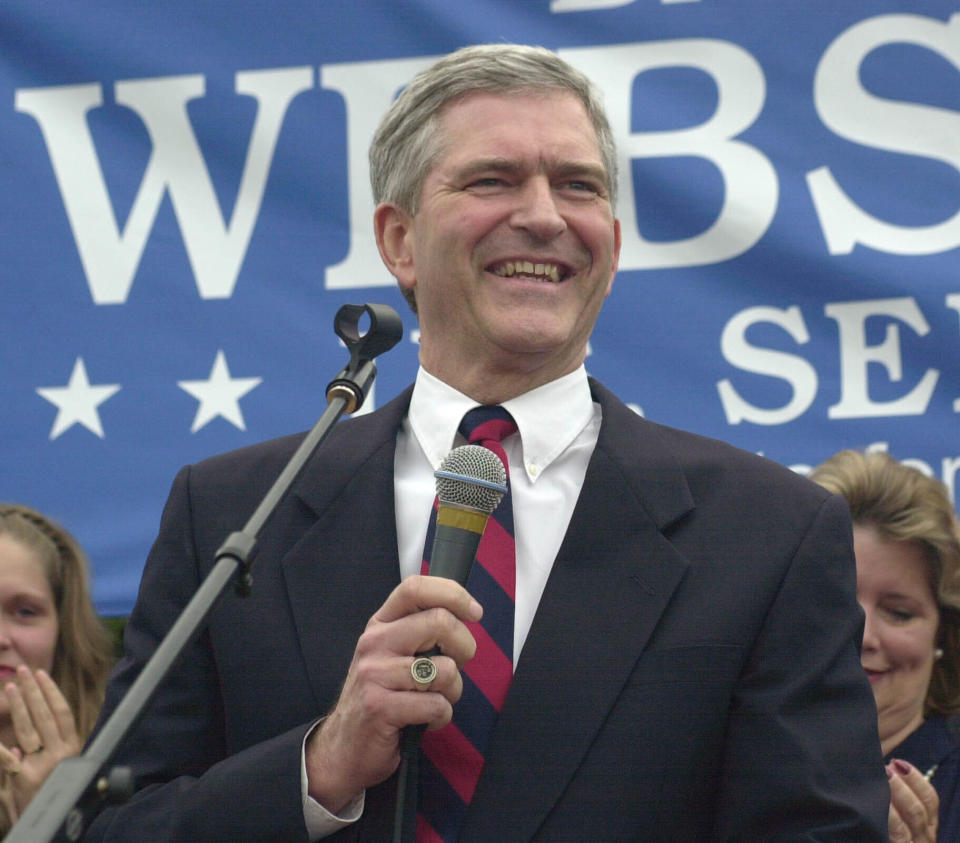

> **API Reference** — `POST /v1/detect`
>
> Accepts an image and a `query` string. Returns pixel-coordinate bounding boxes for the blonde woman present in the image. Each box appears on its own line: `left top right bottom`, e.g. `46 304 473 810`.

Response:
812 451 960 843
0 505 114 832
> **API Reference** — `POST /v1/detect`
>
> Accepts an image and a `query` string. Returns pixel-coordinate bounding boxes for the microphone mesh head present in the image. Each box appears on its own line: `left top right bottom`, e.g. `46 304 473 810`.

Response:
435 444 507 514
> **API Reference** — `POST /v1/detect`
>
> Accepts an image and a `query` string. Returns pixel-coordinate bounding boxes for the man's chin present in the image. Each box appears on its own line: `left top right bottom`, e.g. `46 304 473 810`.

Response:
492 333 579 363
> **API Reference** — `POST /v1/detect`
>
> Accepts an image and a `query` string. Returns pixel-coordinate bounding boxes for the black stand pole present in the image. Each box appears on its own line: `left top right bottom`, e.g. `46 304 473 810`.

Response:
7 303 403 843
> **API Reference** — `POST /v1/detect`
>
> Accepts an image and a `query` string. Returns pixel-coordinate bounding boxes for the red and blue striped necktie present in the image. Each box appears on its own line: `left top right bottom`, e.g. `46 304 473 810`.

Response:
417 405 518 842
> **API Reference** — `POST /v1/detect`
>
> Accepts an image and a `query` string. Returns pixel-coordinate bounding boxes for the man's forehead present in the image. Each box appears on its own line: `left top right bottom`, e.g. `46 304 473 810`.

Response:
433 89 605 167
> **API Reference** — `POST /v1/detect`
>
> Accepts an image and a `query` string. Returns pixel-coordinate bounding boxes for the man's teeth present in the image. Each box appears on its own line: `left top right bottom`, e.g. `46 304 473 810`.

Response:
492 261 561 282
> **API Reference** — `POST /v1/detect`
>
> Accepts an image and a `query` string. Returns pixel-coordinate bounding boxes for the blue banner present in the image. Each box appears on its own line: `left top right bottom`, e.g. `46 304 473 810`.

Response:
2 0 958 615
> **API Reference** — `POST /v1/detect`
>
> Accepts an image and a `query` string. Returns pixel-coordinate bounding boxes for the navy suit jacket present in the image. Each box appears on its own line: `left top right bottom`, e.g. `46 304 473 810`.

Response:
85 379 888 841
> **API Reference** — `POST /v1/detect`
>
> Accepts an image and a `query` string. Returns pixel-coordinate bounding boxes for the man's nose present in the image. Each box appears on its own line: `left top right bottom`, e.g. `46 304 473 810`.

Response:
509 178 566 241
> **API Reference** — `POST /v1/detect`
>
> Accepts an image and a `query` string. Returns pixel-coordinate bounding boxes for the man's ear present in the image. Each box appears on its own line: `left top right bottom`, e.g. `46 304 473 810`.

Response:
374 203 416 290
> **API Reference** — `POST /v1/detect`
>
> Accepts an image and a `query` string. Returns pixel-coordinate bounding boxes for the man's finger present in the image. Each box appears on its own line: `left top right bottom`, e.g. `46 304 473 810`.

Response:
373 575 481 626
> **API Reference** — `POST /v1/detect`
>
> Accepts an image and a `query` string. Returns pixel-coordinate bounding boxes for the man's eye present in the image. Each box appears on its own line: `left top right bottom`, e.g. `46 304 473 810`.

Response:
467 177 508 189
564 180 600 194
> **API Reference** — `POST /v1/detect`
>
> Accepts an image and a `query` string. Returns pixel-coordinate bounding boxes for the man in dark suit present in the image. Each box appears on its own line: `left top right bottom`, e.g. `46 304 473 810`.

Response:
84 44 888 840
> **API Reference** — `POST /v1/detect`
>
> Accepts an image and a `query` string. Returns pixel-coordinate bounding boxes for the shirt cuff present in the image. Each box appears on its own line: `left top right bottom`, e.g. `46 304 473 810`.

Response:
301 719 365 839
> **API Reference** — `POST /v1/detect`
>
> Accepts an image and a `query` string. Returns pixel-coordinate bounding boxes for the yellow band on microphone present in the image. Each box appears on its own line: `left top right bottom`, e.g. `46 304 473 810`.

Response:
436 505 488 534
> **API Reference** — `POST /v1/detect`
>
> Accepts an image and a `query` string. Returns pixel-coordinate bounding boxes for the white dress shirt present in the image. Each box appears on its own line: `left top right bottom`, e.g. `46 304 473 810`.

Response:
304 365 601 836
396 365 600 659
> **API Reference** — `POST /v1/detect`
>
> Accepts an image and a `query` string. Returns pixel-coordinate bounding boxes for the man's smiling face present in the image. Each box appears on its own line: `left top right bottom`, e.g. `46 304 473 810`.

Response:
392 89 621 385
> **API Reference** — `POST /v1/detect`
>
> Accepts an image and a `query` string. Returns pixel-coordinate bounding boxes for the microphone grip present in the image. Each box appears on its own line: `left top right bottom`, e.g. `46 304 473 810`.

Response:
427 521 484 585
410 505 491 663
415 505 490 662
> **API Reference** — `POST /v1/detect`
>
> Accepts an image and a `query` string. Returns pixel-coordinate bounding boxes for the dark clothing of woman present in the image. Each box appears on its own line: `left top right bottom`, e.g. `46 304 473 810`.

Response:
886 715 960 842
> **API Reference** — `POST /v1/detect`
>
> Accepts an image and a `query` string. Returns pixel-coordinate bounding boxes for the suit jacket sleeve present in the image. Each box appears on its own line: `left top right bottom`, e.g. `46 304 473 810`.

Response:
84 463 314 842
713 491 888 839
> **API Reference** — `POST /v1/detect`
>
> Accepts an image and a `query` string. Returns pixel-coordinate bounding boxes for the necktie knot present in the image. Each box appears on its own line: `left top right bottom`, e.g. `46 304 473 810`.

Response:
459 405 517 446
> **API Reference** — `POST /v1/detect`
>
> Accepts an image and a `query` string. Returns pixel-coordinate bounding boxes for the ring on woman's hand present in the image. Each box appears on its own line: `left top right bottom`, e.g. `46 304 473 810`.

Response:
411 656 438 688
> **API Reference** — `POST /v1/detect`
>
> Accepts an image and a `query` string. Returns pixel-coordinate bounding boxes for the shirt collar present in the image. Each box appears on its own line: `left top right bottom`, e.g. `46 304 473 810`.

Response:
408 366 595 483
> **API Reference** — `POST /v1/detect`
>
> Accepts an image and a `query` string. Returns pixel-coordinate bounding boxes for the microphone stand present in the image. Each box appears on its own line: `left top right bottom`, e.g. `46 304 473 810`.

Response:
7 303 404 843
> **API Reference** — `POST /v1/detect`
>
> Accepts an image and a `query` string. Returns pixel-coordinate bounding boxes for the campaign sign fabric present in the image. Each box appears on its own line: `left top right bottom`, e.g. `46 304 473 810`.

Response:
2 1 958 615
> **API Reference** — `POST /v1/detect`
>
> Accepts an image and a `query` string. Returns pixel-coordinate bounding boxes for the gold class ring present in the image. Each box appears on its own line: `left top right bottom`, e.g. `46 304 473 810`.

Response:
411 656 438 688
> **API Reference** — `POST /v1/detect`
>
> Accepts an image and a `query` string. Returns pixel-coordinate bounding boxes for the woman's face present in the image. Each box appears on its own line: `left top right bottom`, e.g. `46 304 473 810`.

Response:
0 534 59 718
855 524 940 754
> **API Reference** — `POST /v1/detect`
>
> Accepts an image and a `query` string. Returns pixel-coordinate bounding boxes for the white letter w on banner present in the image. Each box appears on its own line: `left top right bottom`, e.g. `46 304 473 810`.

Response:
15 67 312 304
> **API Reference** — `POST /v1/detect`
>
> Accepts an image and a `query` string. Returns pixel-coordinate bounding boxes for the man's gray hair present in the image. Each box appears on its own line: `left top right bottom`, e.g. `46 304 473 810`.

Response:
369 43 619 216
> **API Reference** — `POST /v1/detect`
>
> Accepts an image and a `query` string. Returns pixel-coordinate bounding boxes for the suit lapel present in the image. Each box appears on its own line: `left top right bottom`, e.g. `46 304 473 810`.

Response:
464 381 696 841
278 386 413 708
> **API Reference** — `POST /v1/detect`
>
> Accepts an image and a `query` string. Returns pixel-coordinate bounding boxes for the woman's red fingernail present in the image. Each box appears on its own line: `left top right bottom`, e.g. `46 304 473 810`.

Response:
893 759 913 776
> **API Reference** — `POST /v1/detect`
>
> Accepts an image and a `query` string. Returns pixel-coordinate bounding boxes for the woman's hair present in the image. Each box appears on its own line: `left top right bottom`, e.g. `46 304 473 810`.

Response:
368 43 618 313
809 451 960 716
0 504 114 738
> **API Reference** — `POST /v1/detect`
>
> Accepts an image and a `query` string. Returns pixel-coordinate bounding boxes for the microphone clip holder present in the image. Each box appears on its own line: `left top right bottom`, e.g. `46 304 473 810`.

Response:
325 302 403 414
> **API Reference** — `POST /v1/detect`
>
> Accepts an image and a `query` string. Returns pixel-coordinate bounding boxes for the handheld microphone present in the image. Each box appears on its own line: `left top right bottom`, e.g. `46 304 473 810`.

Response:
395 445 509 839
427 444 508 585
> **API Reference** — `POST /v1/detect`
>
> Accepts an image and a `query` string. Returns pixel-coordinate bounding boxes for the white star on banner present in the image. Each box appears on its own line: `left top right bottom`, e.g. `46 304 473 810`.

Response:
178 350 262 433
36 357 121 440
